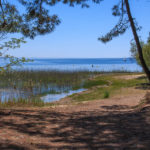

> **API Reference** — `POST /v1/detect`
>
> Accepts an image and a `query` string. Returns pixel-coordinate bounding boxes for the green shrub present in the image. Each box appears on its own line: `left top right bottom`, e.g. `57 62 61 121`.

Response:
130 36 150 68
103 91 110 99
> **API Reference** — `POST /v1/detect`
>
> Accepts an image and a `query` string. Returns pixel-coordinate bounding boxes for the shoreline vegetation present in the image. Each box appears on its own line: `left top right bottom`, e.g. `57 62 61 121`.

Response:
0 69 148 108
0 70 97 107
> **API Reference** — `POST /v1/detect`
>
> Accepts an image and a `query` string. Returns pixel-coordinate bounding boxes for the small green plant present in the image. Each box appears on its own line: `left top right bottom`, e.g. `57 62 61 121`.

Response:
83 79 108 88
103 91 110 99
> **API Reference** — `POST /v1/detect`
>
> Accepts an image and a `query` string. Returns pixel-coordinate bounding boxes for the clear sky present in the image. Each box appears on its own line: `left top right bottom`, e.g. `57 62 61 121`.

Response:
10 0 150 58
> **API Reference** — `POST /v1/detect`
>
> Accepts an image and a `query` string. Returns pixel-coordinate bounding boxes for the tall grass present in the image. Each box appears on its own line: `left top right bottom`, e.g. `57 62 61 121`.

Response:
0 70 99 106
0 69 141 107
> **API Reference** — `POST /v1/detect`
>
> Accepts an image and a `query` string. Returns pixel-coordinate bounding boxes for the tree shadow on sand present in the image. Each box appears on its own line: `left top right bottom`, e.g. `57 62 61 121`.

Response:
0 106 150 150
0 141 27 150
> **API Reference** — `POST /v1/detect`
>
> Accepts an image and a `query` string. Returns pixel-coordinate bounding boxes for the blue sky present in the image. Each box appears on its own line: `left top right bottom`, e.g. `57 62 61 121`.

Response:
10 0 150 58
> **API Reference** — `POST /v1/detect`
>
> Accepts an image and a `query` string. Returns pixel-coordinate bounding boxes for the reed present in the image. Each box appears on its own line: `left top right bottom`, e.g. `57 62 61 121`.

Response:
0 70 99 106
0 69 141 107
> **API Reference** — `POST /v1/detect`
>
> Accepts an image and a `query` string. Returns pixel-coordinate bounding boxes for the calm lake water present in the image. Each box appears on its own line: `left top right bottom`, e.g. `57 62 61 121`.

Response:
15 58 142 72
41 88 86 103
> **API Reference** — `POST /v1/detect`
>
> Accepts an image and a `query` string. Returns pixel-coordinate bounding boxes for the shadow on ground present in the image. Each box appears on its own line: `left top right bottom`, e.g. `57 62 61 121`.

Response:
0 106 150 150
136 83 150 90
101 105 130 110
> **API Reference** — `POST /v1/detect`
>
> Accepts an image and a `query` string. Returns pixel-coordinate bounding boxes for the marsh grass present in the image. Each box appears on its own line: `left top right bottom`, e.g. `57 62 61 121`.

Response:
0 70 145 107
0 70 99 106
0 97 45 108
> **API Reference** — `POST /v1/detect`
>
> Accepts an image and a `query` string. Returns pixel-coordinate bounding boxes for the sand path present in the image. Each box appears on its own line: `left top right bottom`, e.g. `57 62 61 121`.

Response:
1 86 150 150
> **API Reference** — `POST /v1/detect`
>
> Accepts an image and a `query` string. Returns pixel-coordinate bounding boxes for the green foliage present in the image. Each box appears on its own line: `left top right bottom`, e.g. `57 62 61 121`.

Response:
0 37 31 71
130 37 150 68
0 38 26 49
0 1 60 39
98 0 142 44
0 0 131 41
103 91 109 99
83 79 108 88
98 1 130 43
0 0 102 39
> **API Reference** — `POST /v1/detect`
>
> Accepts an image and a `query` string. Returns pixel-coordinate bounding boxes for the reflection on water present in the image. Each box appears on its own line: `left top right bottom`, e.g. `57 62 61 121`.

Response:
41 88 86 102
0 89 31 102
0 88 86 103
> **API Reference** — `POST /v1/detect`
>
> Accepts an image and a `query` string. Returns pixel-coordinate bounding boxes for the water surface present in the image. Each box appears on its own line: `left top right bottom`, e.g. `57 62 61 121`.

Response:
41 88 86 102
12 58 142 72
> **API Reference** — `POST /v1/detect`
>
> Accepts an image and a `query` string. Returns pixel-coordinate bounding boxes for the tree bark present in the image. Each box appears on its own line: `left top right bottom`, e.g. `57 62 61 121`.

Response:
125 0 150 82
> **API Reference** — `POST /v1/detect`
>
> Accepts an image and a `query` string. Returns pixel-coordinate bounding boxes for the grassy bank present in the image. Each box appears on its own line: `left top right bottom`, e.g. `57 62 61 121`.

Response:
0 70 147 107
69 73 148 102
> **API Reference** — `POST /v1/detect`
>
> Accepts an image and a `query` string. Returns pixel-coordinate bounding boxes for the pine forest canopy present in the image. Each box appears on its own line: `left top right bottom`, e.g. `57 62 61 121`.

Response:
0 0 104 39
0 0 150 82
0 0 135 39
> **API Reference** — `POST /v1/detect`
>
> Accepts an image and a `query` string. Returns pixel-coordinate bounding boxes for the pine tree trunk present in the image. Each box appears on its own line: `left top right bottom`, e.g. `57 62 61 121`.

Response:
125 0 150 82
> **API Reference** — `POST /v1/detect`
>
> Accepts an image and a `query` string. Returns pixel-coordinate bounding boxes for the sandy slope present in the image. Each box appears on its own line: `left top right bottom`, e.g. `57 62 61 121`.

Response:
0 86 150 150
